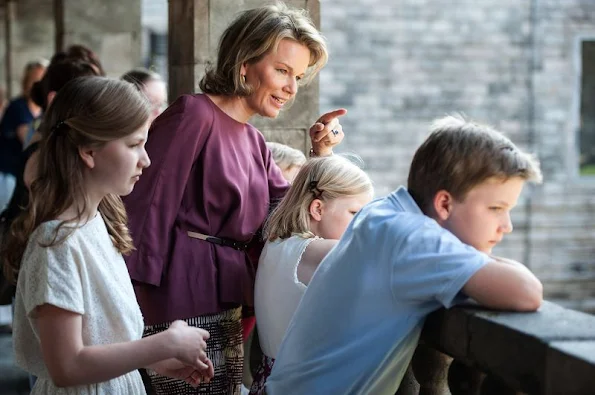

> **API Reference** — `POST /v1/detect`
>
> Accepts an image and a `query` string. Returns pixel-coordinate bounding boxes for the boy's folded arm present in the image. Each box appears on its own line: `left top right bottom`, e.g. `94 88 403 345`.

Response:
489 255 534 273
462 259 543 312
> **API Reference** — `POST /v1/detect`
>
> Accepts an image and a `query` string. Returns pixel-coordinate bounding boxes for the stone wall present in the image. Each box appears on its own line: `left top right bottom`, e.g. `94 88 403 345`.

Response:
0 0 141 98
6 0 54 98
60 0 142 78
320 0 595 312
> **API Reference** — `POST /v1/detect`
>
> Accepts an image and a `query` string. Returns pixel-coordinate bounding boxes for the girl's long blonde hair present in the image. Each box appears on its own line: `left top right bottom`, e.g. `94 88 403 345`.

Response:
3 76 150 284
265 155 373 241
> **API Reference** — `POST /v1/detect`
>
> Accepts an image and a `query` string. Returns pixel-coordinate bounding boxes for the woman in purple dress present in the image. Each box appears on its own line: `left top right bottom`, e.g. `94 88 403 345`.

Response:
123 3 345 395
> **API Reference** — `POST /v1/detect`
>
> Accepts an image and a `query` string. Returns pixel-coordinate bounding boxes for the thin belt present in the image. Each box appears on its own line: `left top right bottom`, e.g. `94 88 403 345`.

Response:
187 231 250 251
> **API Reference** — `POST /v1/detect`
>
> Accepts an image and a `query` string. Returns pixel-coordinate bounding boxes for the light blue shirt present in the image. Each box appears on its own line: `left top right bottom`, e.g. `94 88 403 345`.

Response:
267 187 490 395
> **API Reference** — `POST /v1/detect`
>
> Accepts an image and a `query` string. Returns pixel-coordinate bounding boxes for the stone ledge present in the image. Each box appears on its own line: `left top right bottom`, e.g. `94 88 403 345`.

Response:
421 301 595 394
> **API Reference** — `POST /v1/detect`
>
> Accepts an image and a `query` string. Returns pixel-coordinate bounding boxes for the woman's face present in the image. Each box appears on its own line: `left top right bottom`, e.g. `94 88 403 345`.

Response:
142 79 167 124
241 38 311 119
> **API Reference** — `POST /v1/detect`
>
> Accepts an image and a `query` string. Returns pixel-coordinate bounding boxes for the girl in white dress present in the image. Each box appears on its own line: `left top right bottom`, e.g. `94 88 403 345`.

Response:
250 155 374 394
2 76 214 394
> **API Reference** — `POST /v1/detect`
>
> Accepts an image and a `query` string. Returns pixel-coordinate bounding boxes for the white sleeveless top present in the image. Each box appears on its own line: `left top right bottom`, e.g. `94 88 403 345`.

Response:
254 235 319 359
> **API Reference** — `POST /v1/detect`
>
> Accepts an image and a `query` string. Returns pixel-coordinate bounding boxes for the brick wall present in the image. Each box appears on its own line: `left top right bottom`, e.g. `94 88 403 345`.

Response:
320 0 595 311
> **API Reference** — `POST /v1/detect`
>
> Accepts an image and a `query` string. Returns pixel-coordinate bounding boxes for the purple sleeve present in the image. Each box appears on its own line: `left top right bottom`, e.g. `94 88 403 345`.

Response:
245 141 290 270
123 95 213 286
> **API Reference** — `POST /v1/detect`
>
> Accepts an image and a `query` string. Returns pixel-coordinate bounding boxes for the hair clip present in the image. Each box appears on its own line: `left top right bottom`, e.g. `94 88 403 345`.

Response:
50 121 66 134
309 180 323 199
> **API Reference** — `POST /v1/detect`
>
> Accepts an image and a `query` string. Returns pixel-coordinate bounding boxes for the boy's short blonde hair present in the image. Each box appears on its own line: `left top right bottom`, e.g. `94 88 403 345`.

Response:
408 114 542 215
266 142 307 170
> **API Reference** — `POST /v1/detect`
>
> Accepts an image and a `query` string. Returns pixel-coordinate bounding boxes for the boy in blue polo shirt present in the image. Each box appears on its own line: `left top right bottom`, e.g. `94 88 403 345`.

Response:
266 115 543 395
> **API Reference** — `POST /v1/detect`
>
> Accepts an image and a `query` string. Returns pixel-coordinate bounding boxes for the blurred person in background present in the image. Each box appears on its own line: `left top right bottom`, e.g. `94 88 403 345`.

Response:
122 68 168 124
265 142 306 183
0 59 48 212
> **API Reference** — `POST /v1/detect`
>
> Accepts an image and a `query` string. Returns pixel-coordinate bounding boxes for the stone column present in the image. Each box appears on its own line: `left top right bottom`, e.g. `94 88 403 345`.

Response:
168 0 321 153
56 0 142 78
4 0 54 99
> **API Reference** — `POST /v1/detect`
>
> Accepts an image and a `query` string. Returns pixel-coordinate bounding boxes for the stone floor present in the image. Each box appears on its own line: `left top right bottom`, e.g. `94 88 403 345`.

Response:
0 332 29 395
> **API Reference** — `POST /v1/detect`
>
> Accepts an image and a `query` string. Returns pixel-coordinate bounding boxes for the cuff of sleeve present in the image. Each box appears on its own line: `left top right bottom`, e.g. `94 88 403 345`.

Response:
127 251 165 287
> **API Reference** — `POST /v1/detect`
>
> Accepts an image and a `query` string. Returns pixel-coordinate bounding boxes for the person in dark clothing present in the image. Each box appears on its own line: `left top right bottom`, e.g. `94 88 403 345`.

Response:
0 59 99 309
0 60 47 211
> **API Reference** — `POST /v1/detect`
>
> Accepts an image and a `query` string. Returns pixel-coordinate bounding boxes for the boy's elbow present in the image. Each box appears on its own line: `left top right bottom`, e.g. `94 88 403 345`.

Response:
514 278 543 312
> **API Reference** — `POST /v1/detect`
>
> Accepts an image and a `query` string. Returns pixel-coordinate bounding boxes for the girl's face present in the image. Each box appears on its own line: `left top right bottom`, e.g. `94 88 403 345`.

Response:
310 192 373 240
240 38 311 120
84 122 151 197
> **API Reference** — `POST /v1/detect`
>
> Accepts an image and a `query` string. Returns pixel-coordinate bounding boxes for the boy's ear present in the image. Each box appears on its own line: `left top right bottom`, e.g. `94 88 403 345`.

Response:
309 199 324 222
79 146 96 169
432 190 453 221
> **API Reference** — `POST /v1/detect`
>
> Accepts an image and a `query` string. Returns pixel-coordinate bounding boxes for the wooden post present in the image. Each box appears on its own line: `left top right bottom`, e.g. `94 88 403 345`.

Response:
167 0 207 102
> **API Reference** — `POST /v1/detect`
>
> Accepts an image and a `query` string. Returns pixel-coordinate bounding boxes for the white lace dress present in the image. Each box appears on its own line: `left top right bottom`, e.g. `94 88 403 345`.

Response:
12 214 146 394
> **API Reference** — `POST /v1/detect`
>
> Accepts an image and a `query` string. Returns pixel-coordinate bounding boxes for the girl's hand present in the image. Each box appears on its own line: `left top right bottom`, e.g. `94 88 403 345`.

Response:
309 108 347 156
152 358 214 387
166 320 210 370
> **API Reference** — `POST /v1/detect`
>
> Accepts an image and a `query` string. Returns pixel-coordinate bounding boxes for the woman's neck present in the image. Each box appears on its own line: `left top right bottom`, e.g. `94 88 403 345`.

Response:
206 94 253 123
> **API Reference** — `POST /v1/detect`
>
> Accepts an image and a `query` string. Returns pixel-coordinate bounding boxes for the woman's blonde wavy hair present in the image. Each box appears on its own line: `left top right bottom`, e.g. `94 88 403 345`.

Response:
199 2 328 96
264 155 373 241
3 76 150 284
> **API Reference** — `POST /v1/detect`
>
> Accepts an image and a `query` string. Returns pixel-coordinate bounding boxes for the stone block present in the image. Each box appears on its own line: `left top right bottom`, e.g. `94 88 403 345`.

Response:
545 341 595 395
61 0 141 76
208 0 307 59
7 0 54 97
260 128 309 154
422 301 595 394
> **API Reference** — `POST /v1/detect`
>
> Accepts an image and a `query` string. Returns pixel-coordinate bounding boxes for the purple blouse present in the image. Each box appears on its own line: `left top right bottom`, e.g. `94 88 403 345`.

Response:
123 94 289 325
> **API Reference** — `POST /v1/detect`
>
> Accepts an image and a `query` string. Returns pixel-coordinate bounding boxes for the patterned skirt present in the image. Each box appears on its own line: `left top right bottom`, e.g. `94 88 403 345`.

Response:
144 307 244 395
248 354 275 395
